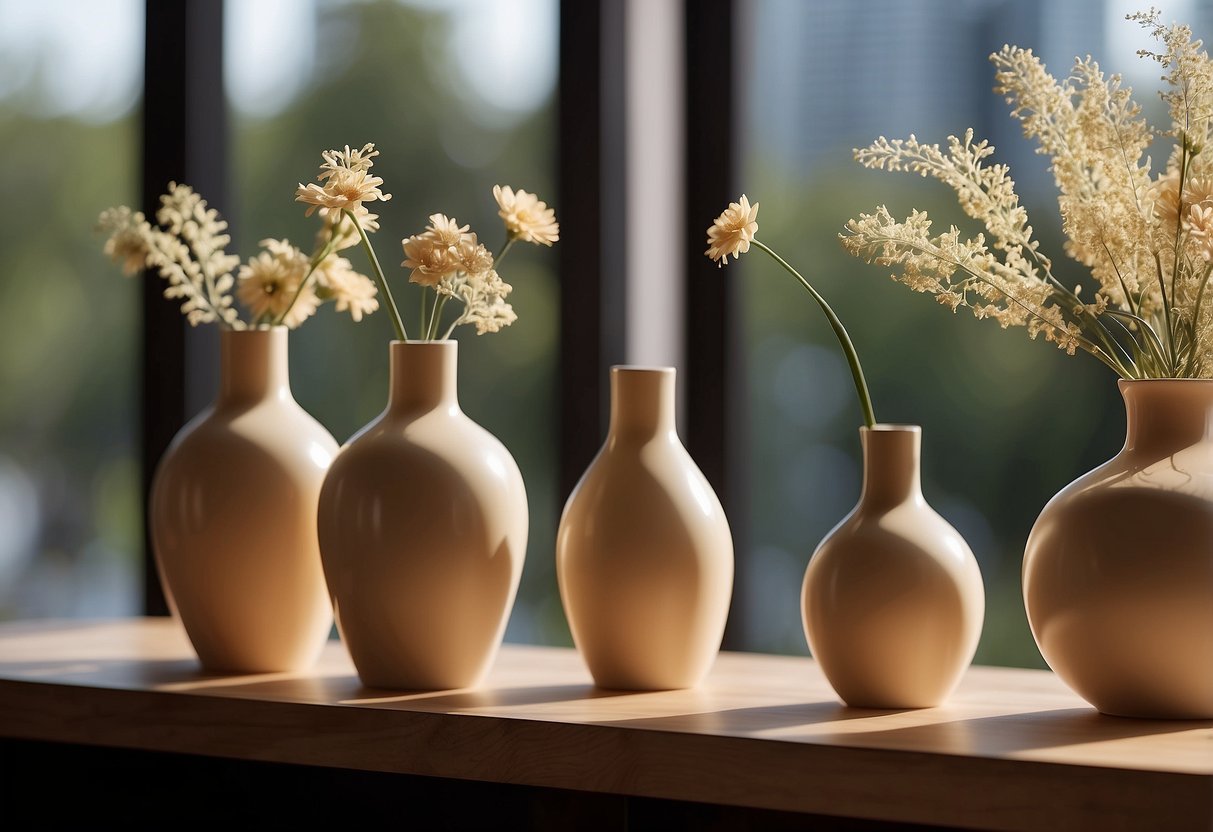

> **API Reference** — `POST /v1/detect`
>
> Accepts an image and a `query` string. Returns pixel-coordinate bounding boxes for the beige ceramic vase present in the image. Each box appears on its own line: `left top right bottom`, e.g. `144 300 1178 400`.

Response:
317 340 527 690
150 327 337 673
1024 379 1213 719
802 425 985 709
557 366 734 690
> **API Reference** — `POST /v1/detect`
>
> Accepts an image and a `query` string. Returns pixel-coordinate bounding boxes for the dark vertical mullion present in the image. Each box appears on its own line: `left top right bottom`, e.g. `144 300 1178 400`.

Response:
557 0 628 502
141 0 228 616
684 0 748 648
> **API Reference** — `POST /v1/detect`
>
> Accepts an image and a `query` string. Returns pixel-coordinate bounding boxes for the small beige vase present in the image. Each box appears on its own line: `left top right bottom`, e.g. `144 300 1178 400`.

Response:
317 340 527 690
802 425 985 709
150 327 337 673
1024 379 1213 719
557 366 734 690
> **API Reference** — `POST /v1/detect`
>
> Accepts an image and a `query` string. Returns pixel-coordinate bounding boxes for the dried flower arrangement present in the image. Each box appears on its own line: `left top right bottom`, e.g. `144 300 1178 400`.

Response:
99 142 558 340
842 9 1213 379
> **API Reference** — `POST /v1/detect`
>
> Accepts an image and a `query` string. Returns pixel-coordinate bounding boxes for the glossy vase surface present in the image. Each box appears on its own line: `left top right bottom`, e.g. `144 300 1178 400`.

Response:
317 340 527 690
1024 379 1213 719
802 425 985 709
150 328 337 673
557 366 734 690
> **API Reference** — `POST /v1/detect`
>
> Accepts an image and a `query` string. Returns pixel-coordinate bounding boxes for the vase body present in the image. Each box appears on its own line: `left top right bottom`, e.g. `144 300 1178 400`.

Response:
802 426 984 709
150 328 337 673
1024 379 1213 719
557 367 734 690
317 340 527 690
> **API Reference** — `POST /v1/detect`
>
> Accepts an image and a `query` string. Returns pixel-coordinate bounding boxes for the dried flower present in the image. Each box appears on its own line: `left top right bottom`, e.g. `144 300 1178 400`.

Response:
401 233 459 286
456 236 494 276
438 269 517 335
315 254 379 322
705 195 759 265
130 183 243 328
706 196 877 427
426 213 473 247
494 185 560 246
317 208 380 253
98 207 152 276
296 142 392 222
237 239 317 329
842 10 1213 379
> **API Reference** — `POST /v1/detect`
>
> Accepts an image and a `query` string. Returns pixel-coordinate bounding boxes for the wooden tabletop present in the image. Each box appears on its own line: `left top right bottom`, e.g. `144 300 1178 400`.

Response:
0 618 1208 830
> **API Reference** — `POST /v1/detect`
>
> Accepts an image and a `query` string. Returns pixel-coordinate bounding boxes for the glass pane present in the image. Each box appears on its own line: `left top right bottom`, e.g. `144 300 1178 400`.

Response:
0 0 143 617
226 0 563 642
738 0 1200 664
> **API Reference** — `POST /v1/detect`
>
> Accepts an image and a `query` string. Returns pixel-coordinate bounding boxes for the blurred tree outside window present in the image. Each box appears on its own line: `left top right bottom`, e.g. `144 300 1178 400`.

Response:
0 0 143 618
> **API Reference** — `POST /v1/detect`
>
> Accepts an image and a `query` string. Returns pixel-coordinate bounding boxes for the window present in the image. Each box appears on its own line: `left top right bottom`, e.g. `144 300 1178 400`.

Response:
0 0 143 618
223 0 563 641
737 0 1207 664
9 0 1182 671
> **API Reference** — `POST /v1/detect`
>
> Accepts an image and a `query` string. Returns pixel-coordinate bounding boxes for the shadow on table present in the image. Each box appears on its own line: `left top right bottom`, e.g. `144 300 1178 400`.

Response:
589 702 1205 754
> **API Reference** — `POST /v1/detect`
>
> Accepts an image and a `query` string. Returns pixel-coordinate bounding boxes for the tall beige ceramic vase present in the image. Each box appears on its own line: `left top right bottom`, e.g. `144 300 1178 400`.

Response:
1024 379 1213 719
150 327 337 673
317 340 527 690
802 425 985 709
557 366 734 690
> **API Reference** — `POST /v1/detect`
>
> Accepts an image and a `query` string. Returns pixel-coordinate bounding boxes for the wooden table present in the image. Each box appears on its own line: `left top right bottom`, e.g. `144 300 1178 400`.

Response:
0 619 1208 830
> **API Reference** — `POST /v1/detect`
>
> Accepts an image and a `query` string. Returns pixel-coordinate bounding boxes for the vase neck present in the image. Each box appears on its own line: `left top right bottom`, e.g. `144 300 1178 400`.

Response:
608 366 677 441
388 340 460 416
859 426 923 508
218 328 291 406
1121 380 1213 456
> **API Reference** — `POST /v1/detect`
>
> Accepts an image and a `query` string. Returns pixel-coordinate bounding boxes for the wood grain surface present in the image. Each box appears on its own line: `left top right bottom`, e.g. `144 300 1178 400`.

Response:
0 618 1209 831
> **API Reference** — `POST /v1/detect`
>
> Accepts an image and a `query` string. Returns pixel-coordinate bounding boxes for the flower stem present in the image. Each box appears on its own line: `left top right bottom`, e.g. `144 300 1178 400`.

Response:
494 235 518 268
752 239 877 428
275 232 339 328
345 209 407 341
427 295 450 340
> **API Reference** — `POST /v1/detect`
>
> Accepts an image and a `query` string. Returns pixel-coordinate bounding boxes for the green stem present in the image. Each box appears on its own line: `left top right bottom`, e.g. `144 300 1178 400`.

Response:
494 235 518 268
427 294 450 340
1152 251 1177 373
420 289 428 338
346 209 406 341
752 239 877 428
275 238 338 327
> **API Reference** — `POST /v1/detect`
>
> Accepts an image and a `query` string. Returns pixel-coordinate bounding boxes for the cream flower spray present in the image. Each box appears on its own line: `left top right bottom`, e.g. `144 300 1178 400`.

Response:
296 143 559 341
706 195 877 428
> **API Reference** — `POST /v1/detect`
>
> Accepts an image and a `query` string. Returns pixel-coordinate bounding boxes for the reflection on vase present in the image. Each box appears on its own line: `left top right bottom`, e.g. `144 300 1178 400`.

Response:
150 327 336 673
1024 379 1213 719
317 340 527 691
802 425 985 709
558 366 734 690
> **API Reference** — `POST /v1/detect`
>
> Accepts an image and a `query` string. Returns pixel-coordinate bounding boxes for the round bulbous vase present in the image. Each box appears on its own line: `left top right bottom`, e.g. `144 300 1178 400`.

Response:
1024 379 1213 719
317 340 527 691
150 327 337 673
802 425 985 709
557 366 734 690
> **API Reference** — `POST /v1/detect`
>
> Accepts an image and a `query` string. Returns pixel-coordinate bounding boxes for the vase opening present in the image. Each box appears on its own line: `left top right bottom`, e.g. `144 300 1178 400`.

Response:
219 327 291 406
388 339 460 415
1119 379 1213 457
858 424 923 508
609 366 677 440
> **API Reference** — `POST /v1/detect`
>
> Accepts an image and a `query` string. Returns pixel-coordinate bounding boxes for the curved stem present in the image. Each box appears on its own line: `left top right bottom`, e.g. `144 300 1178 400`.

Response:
752 239 877 428
345 209 406 341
